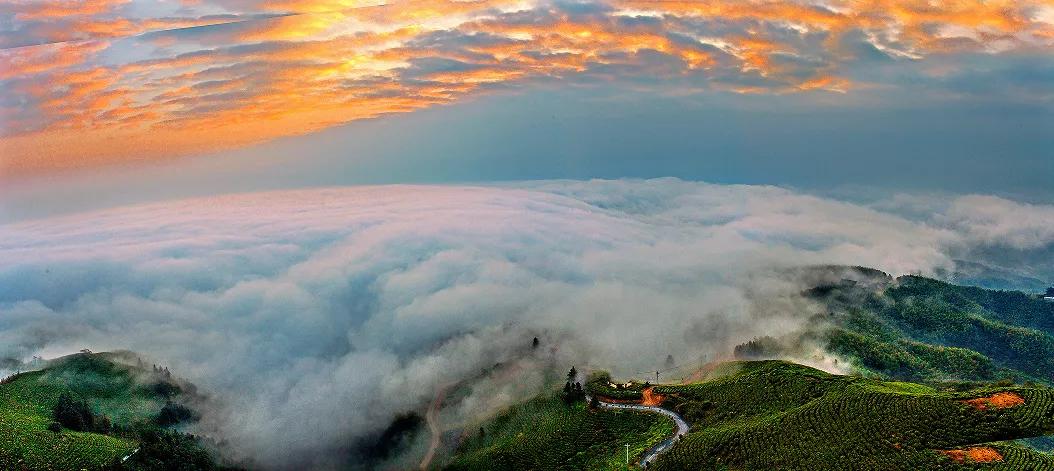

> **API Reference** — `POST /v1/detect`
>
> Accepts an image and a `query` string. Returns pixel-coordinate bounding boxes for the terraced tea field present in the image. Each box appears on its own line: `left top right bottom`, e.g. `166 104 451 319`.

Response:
444 392 674 470
0 352 177 470
650 361 1054 470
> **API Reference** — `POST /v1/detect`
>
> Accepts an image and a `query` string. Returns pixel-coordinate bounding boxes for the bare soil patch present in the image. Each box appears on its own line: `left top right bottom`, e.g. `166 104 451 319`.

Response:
962 392 1025 410
941 447 1003 463
641 387 665 406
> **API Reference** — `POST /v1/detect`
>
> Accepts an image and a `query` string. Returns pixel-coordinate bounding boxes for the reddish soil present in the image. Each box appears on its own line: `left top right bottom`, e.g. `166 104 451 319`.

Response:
941 447 1004 463
962 392 1025 410
641 387 665 406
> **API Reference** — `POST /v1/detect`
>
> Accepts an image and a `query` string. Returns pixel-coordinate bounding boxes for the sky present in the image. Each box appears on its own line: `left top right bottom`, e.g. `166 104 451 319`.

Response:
1 0 1053 214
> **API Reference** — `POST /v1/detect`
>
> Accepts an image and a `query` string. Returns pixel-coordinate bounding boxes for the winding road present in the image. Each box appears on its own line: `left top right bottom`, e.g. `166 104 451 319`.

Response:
418 383 689 470
589 393 690 468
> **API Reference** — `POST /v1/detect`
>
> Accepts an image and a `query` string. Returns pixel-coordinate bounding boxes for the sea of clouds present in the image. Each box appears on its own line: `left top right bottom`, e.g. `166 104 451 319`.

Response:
1 179 1052 468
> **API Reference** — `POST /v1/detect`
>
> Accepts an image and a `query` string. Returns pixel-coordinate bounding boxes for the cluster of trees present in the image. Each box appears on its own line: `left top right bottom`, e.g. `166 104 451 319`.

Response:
102 426 222 471
733 336 783 360
151 364 173 380
49 394 223 470
51 393 111 433
563 367 585 404
52 393 199 433
155 400 198 427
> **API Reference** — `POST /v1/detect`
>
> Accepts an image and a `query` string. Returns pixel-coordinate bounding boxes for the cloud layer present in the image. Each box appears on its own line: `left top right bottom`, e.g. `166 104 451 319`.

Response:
2 0 1052 175
1 179 1053 468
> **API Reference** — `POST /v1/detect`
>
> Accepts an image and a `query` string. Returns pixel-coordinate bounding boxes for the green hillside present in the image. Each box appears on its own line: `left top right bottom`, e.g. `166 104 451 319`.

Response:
445 392 674 470
0 352 221 471
651 360 1054 470
447 360 1054 470
445 273 1054 471
808 274 1054 385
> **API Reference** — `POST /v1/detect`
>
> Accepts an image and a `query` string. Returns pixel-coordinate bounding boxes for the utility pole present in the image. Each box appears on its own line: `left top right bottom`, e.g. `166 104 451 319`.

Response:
625 444 629 467
655 371 659 383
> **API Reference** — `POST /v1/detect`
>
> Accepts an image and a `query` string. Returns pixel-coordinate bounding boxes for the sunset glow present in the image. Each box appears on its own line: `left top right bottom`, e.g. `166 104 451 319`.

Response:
1 0 1052 175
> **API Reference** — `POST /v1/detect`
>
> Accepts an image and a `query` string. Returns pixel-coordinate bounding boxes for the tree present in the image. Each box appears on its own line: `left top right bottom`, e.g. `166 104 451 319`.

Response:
665 354 675 369
532 337 540 349
156 400 198 427
53 393 94 431
567 366 577 382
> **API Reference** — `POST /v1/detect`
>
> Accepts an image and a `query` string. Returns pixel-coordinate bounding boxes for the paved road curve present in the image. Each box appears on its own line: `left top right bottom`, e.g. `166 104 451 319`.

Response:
589 395 690 468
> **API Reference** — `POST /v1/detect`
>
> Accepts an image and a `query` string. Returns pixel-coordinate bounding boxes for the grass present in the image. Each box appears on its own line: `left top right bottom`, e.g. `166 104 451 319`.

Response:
649 360 1054 470
0 352 179 470
444 392 674 470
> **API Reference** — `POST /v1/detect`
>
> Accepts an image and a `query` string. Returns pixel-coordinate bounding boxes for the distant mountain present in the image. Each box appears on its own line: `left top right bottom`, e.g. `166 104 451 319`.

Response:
806 273 1054 385
941 259 1050 292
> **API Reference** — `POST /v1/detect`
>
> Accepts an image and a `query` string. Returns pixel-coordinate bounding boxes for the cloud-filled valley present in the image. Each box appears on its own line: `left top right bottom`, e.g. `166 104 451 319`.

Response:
1 179 1052 469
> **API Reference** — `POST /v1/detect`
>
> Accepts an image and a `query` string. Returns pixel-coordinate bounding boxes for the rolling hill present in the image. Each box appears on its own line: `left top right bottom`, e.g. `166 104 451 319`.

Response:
7 272 1054 470
446 273 1054 470
449 361 1054 470
445 391 674 470
0 352 226 471
805 271 1054 385
651 361 1054 470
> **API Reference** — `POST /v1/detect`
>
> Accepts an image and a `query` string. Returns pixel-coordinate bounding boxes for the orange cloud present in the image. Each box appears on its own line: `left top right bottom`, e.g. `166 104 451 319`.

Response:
10 0 129 21
1 0 1052 177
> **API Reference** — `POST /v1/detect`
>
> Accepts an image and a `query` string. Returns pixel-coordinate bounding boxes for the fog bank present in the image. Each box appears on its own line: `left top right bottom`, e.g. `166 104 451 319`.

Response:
1 179 1052 468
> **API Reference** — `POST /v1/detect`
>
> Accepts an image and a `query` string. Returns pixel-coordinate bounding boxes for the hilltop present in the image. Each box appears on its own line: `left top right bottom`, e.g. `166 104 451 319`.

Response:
447 361 1054 470
0 351 229 471
445 273 1054 470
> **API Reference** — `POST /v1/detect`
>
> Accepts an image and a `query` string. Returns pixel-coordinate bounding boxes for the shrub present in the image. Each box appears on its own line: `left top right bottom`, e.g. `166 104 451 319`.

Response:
53 392 95 432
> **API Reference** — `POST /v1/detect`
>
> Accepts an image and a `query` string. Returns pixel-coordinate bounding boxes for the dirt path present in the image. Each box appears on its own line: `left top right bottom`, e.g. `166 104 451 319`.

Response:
419 383 451 470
